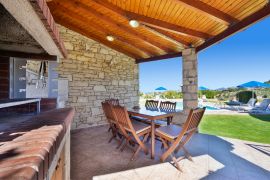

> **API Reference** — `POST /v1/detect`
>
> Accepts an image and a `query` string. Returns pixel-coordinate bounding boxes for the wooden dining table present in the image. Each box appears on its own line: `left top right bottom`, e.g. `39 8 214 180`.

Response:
128 107 181 159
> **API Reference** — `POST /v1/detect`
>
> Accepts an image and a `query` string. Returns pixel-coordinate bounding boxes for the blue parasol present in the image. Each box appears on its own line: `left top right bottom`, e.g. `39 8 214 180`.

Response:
237 81 270 88
155 87 167 91
198 86 209 91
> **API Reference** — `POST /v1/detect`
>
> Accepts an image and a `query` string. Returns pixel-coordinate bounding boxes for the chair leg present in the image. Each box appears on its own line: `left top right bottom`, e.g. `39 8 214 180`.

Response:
108 134 115 143
108 126 112 132
116 138 124 149
108 126 118 143
117 132 122 139
146 135 151 143
131 133 149 161
183 146 193 161
160 137 169 150
170 154 182 172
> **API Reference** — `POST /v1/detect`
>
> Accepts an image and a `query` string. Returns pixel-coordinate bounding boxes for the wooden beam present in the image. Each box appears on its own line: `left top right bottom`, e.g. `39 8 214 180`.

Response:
53 16 142 59
148 27 191 47
91 0 211 39
196 3 270 52
141 25 185 50
0 50 57 60
136 52 182 64
129 13 212 39
53 0 172 55
172 0 238 25
50 4 151 58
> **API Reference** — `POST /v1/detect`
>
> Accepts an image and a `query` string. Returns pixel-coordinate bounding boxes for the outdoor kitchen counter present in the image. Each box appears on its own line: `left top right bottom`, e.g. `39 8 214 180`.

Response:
0 108 75 180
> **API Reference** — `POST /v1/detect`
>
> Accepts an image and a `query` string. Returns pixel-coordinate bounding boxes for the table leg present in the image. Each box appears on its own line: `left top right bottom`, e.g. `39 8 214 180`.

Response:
167 117 171 125
151 120 155 159
37 100 41 114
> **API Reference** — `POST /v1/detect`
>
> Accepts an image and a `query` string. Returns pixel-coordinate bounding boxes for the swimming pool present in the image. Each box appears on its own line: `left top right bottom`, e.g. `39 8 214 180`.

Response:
176 102 219 110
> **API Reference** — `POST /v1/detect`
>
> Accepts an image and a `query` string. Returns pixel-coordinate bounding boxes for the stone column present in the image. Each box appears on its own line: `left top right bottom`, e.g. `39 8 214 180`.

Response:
178 48 198 124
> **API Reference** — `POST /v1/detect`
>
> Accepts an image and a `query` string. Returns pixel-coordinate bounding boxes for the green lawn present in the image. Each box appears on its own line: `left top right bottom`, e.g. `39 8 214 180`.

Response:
199 114 270 144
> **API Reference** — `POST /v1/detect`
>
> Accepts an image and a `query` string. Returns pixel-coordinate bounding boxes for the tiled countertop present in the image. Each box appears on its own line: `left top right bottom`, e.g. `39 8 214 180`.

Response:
0 108 75 179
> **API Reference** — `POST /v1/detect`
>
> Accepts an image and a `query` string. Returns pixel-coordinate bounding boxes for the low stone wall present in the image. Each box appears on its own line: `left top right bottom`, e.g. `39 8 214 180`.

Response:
58 26 139 129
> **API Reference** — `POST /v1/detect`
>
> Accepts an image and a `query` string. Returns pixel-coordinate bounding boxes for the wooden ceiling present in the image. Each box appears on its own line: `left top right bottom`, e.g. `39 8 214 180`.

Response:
47 0 270 63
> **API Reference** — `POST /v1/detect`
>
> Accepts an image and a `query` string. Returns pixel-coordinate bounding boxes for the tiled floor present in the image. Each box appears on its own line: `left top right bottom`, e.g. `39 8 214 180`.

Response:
71 125 270 180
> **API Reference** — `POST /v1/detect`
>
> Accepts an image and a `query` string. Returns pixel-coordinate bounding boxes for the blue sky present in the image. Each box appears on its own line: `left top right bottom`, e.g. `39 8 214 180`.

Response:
139 17 270 93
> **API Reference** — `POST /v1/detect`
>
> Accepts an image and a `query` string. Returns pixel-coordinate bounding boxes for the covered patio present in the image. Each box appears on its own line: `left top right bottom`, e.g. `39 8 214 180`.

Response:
0 0 270 179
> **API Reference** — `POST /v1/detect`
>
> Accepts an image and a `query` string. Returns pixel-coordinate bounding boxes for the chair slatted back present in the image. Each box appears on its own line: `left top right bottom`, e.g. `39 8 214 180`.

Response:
111 105 132 131
101 101 115 123
185 108 206 133
159 101 176 111
145 100 159 109
105 98 120 106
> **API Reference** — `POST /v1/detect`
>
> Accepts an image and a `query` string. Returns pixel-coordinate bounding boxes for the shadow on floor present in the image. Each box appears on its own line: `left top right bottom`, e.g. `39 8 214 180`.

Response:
246 143 270 156
71 125 270 180
248 114 270 122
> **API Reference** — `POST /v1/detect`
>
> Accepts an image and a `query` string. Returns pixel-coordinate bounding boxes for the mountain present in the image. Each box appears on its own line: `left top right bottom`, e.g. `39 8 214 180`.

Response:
264 80 270 84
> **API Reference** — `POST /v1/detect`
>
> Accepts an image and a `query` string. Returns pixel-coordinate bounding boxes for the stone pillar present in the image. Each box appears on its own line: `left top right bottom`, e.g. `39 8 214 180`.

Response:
179 48 198 123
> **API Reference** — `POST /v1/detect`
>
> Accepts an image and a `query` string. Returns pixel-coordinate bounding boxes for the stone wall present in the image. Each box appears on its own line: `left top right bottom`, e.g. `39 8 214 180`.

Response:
58 26 139 129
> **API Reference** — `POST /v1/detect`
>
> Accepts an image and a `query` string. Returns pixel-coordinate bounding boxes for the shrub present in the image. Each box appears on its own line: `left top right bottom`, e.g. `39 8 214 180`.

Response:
200 90 218 99
236 91 256 103
144 93 155 99
160 91 182 99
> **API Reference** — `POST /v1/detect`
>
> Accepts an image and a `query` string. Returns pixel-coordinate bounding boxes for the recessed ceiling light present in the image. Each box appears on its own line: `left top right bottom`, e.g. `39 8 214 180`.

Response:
129 20 139 28
106 35 115 41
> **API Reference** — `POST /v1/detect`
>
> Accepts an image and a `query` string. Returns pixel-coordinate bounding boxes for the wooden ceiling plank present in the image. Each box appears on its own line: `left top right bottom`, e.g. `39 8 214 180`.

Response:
92 0 211 39
50 3 153 57
54 16 141 59
196 3 270 52
172 0 239 25
60 0 170 55
137 2 270 63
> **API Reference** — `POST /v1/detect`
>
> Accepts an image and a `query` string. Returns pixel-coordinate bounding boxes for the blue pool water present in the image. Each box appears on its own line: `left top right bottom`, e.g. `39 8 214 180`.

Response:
176 102 219 110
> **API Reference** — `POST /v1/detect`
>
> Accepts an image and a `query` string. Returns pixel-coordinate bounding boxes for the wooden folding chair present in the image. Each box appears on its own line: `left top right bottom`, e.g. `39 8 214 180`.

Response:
101 101 120 143
157 101 177 126
145 100 159 109
131 100 159 123
112 105 151 160
159 101 177 111
103 99 119 131
105 98 120 106
155 107 206 171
